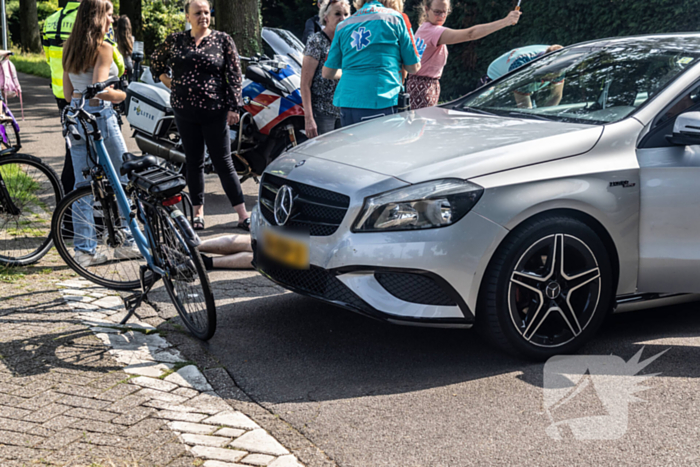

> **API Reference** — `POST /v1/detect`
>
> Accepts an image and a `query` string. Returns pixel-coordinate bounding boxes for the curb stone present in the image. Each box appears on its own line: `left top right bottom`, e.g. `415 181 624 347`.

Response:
57 278 305 467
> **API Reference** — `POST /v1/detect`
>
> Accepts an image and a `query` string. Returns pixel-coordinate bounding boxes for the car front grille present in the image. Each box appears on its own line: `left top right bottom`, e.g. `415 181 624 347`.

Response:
259 173 350 236
256 253 375 315
375 272 457 306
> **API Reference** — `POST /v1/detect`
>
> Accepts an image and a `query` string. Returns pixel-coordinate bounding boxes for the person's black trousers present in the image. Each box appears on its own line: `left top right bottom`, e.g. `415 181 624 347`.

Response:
56 97 75 195
173 108 245 207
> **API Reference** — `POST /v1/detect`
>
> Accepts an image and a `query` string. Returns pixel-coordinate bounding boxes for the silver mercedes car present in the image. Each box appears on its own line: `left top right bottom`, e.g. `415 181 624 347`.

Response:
250 34 700 359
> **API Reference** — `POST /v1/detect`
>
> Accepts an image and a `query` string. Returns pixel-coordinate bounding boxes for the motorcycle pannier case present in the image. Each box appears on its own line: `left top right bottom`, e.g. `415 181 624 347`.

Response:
125 82 173 137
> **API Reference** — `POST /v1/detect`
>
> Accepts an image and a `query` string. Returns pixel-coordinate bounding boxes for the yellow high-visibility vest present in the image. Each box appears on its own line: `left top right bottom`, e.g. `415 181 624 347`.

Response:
42 1 125 99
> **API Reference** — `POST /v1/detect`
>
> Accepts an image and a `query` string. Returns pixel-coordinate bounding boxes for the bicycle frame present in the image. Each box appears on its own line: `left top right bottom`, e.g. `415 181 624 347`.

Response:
81 111 165 277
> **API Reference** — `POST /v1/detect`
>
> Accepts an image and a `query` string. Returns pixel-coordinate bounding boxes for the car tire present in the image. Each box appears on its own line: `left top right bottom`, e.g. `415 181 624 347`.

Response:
477 215 614 360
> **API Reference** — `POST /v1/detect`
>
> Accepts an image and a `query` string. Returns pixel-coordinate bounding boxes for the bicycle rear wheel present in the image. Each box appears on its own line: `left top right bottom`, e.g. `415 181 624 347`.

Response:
0 154 62 266
52 186 155 290
154 206 216 340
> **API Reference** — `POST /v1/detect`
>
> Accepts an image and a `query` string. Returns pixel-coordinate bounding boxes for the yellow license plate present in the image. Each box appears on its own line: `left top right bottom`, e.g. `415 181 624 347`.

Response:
261 229 309 269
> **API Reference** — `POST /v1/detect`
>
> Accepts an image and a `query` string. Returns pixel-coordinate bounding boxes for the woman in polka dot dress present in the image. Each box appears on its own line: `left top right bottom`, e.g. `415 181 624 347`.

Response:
150 0 249 231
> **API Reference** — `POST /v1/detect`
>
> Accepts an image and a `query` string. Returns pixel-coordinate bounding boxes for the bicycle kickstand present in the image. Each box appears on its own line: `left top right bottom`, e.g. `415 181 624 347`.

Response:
120 265 157 325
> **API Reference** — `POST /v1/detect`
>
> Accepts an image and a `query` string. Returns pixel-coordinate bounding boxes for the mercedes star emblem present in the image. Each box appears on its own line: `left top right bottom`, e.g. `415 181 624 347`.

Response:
545 282 562 300
273 185 294 226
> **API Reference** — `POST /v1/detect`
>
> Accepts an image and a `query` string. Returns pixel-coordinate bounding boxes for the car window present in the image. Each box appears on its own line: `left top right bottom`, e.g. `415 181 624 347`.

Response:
454 40 700 125
639 82 700 148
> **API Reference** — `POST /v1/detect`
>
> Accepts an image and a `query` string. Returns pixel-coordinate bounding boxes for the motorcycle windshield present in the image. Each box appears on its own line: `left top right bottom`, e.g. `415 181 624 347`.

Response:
262 27 304 75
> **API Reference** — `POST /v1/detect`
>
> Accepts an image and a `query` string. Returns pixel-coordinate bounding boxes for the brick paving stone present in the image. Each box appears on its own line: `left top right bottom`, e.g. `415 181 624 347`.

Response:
112 406 157 426
184 392 233 414
53 383 100 398
0 429 45 447
203 462 249 467
64 406 118 422
34 428 84 450
191 445 248 463
167 456 201 467
230 429 289 456
94 382 140 401
0 445 37 461
156 410 208 423
0 416 40 434
0 405 32 420
135 388 189 404
268 455 305 467
0 393 30 407
22 403 71 423
27 425 58 437
168 421 218 435
83 432 129 447
123 362 173 378
59 394 111 410
215 427 246 438
0 383 23 395
16 391 64 410
164 365 213 392
121 417 167 437
181 433 230 447
41 415 80 430
173 387 200 398
74 419 126 434
144 399 202 412
241 453 276 466
105 393 151 413
88 371 131 390
131 376 179 392
139 441 189 467
51 442 144 466
203 412 260 430
128 428 179 451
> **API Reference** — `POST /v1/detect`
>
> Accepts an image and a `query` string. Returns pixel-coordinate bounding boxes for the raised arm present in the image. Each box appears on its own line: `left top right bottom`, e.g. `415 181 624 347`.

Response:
438 10 521 46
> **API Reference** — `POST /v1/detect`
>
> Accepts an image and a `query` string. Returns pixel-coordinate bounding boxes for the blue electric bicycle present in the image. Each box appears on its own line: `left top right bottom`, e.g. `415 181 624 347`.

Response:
51 78 216 339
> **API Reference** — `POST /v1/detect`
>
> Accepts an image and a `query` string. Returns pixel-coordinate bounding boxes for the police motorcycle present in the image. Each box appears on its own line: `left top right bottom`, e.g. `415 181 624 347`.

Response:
124 28 307 184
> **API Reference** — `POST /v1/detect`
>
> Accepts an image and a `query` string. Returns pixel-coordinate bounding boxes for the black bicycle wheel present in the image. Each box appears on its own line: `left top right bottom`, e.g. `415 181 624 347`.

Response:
154 206 216 340
52 186 155 290
0 154 62 266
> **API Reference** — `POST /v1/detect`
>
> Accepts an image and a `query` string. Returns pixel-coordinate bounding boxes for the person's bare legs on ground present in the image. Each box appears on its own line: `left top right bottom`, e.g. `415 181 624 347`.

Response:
199 234 253 269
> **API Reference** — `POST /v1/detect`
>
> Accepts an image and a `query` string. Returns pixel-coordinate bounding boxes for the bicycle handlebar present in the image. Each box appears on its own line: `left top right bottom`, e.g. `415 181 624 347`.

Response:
84 77 122 101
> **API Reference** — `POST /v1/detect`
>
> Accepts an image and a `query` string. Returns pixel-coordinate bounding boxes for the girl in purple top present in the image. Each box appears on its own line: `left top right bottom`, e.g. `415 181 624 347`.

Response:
408 0 521 109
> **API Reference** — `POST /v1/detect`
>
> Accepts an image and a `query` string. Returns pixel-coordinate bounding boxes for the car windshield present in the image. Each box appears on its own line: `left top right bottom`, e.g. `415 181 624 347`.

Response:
262 27 305 74
454 39 700 125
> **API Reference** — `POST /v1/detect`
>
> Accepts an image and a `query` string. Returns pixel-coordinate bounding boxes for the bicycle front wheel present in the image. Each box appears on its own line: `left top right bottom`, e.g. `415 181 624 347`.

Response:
0 154 62 266
154 206 216 340
52 186 155 290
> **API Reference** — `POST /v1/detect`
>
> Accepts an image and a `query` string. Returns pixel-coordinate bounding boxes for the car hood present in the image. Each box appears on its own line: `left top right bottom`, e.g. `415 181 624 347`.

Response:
289 106 604 183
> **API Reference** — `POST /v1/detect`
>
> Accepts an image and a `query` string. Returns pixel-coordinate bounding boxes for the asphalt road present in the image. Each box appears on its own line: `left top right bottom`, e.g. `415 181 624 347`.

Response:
19 72 700 466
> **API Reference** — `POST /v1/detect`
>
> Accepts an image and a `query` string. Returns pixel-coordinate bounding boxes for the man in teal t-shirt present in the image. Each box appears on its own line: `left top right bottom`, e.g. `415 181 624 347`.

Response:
322 0 421 127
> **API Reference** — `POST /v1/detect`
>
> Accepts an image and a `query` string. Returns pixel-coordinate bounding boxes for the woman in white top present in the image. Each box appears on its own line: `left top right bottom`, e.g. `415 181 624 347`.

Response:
62 0 138 267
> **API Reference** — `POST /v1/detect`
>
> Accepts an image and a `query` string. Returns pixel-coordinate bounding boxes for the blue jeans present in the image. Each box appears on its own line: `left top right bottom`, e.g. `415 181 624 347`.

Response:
339 106 397 128
69 100 130 254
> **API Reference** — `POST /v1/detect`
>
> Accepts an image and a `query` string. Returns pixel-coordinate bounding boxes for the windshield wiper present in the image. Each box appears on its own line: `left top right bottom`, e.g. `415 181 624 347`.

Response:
459 106 496 116
507 111 555 122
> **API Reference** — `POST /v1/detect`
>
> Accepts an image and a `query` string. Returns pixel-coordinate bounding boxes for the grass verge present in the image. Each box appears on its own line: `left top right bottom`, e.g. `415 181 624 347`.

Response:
9 50 51 80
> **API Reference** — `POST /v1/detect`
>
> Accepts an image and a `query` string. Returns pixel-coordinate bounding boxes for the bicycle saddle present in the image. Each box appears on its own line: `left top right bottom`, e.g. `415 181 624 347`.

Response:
120 153 158 176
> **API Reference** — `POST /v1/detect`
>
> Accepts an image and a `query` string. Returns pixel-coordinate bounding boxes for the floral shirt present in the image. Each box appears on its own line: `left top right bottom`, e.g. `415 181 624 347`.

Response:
150 30 243 112
304 31 339 118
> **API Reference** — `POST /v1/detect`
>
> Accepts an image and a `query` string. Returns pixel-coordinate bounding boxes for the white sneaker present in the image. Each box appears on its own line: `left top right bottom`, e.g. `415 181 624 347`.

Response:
75 250 109 268
114 244 142 260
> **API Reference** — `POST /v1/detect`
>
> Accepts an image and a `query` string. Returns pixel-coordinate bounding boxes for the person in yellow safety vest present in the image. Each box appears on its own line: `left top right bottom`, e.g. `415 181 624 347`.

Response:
42 0 125 195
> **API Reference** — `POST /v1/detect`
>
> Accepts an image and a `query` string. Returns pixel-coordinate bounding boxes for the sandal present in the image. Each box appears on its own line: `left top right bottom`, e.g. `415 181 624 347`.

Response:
237 217 251 232
192 216 205 231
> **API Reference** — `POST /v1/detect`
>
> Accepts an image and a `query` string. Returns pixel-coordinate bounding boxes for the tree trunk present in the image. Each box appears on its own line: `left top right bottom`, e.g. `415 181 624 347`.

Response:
215 0 261 58
19 0 42 53
120 0 144 41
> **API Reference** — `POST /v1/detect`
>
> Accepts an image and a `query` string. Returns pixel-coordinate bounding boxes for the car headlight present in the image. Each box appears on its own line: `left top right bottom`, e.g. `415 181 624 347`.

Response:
353 179 484 232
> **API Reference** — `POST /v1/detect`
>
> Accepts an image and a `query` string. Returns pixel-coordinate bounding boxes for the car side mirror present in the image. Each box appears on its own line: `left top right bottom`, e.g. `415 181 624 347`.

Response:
669 111 700 146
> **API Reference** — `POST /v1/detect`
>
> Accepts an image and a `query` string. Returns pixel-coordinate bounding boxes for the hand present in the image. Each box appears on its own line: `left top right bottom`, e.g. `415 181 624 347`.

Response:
507 10 521 25
227 111 240 126
305 116 318 139
159 74 173 89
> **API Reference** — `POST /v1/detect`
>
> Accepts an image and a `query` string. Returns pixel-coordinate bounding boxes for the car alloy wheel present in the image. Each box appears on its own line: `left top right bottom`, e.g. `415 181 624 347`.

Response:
508 233 601 348
478 215 613 360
